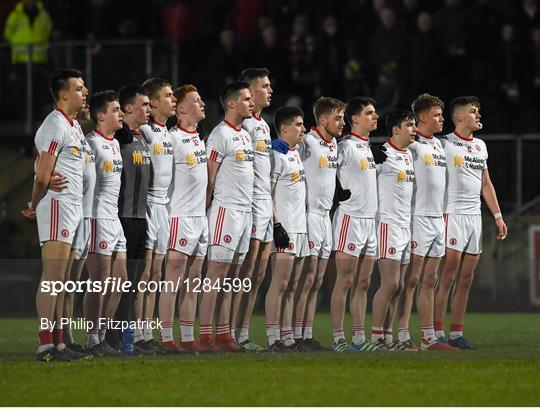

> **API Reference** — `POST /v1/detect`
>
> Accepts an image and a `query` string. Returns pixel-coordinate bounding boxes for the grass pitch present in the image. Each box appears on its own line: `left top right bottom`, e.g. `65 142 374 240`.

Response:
1 313 539 406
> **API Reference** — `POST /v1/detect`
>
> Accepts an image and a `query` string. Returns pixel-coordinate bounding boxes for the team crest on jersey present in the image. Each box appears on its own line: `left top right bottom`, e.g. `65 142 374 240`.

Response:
224 235 232 243
388 247 396 254
319 155 329 168
449 238 457 245
61 229 69 238
235 149 245 161
153 143 164 155
397 170 407 182
186 152 197 166
424 153 434 166
99 241 108 249
348 243 356 251
102 160 113 173
360 158 369 170
179 238 187 247
256 140 266 152
453 155 465 167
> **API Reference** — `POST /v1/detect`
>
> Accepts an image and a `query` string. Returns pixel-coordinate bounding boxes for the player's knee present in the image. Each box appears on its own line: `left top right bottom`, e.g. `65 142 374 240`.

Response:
303 273 315 290
407 274 420 290
459 271 475 288
357 277 371 292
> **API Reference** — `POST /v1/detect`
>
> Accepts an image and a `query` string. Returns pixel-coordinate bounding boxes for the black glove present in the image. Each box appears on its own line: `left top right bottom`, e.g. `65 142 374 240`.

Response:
373 145 388 164
273 222 290 249
336 177 351 202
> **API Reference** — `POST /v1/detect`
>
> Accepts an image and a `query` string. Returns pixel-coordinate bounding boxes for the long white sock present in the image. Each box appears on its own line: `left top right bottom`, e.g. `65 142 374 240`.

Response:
160 321 173 342
421 325 436 345
237 324 250 344
397 328 410 343
332 328 345 343
352 326 366 344
134 328 144 343
86 332 100 349
180 320 194 342
304 321 313 339
266 324 280 346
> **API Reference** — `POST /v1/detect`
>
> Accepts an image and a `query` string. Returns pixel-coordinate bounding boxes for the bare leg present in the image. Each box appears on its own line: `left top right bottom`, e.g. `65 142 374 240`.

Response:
434 249 463 326
304 257 329 337
293 256 317 335
450 253 480 327
331 252 358 338
350 255 375 342
383 263 407 335
281 256 305 336
103 252 128 322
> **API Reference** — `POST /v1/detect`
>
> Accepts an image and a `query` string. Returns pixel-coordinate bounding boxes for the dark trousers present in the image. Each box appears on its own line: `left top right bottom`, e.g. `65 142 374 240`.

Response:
106 217 147 346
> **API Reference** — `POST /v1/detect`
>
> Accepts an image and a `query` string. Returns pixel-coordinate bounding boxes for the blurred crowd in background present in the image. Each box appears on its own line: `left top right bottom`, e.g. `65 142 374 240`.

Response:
2 0 540 132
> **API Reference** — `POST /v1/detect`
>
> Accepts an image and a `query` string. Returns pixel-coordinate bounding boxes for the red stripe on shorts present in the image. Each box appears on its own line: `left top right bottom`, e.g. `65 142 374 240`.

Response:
213 207 225 245
338 214 350 252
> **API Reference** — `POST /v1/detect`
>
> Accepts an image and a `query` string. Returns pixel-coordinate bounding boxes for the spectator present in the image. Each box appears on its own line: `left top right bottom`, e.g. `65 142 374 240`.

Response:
318 15 346 98
289 15 317 110
3 0 52 64
399 0 421 35
209 29 245 86
496 24 524 103
251 24 290 90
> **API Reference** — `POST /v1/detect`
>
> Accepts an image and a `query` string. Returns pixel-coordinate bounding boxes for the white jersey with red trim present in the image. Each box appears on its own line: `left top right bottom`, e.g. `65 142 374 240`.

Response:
337 133 377 218
80 135 96 218
242 114 272 199
206 120 254 211
168 125 208 217
139 120 174 204
409 134 447 217
34 109 85 204
86 130 123 218
441 132 488 215
374 140 415 227
299 127 338 213
270 147 306 233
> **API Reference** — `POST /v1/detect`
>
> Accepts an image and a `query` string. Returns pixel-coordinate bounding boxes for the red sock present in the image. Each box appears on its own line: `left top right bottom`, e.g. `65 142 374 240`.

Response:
53 329 64 345
450 323 463 332
38 330 53 346
434 321 445 331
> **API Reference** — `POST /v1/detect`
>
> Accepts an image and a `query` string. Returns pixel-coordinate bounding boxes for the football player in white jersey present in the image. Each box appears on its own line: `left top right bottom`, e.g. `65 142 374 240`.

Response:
231 68 273 352
198 82 255 352
434 96 507 349
395 94 458 351
158 84 207 353
22 69 88 362
84 91 126 357
265 106 308 351
135 78 176 352
294 97 345 351
330 97 380 352
371 109 416 350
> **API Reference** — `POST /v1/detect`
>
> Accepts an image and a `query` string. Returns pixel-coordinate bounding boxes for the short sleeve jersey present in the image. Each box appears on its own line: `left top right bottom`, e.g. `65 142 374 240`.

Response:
86 130 123 219
139 120 174 204
337 133 377 218
270 147 306 233
242 114 272 199
168 125 208 217
207 120 254 211
299 127 338 213
409 133 447 217
441 132 488 215
118 130 151 219
375 140 415 227
80 136 96 218
34 109 84 204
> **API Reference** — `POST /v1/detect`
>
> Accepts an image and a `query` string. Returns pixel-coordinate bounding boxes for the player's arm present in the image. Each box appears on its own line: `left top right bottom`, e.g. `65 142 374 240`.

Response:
481 168 507 240
206 159 220 210
33 155 68 192
22 152 57 219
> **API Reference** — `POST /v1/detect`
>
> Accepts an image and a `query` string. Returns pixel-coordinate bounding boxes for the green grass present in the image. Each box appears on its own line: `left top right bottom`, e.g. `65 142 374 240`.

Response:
1 313 539 406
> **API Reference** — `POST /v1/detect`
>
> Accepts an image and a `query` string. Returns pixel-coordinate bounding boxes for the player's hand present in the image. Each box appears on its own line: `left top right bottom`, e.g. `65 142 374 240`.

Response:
21 202 36 220
49 171 68 192
495 217 507 240
273 222 290 249
337 188 351 202
272 139 289 154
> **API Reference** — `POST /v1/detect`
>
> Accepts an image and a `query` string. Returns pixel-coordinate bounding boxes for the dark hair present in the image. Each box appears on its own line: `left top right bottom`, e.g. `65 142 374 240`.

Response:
219 81 250 109
449 96 481 118
49 68 83 102
238 67 270 84
118 85 146 112
313 97 345 124
344 97 376 126
89 90 119 122
411 93 445 116
385 108 415 135
142 78 171 100
274 106 304 135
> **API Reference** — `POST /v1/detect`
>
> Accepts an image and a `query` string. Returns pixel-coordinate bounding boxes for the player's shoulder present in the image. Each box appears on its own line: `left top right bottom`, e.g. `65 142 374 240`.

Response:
36 110 66 136
241 117 255 133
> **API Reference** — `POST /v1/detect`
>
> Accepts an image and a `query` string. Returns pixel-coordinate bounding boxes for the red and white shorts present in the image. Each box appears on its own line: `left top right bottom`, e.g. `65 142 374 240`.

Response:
376 221 411 264
208 204 252 254
89 218 127 256
444 213 482 255
332 207 376 257
146 202 170 255
73 217 91 260
251 197 273 242
36 196 82 245
168 216 208 257
306 211 332 259
410 215 445 258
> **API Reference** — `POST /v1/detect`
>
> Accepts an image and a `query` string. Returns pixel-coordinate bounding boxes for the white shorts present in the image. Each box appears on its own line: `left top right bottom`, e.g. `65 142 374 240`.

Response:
207 245 246 264
168 216 208 257
306 212 332 259
444 213 482 255
332 207 376 257
271 232 309 258
411 215 445 258
89 218 127 256
251 197 273 242
36 196 82 245
376 221 411 264
146 202 170 255
73 217 91 260
208 204 252 254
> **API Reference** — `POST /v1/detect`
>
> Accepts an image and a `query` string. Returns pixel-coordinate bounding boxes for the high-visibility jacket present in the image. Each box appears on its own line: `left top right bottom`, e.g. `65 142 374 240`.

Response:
4 1 52 63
